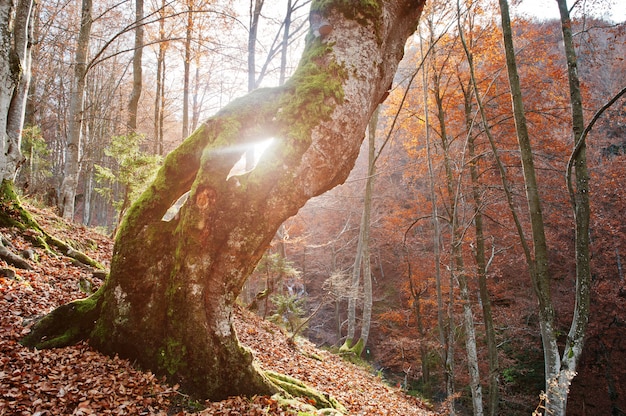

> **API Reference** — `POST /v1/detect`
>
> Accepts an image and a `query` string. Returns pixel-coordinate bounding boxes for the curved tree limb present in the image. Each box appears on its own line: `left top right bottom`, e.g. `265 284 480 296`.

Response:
566 86 626 209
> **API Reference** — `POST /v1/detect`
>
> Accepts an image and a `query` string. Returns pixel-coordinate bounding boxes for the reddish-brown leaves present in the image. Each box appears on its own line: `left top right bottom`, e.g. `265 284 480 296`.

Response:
0 205 436 415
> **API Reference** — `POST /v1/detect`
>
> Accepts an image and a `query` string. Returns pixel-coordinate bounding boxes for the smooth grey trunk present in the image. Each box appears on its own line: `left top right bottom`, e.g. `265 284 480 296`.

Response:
455 5 498 414
436 71 482 415
182 0 193 138
192 59 200 130
357 107 378 349
153 0 166 155
467 114 499 416
346 226 361 343
128 0 143 132
453 6 487 415
420 23 453 410
60 0 92 219
497 2 571 414
82 174 92 225
544 0 592 414
278 0 292 86
247 0 264 91
1 0 34 182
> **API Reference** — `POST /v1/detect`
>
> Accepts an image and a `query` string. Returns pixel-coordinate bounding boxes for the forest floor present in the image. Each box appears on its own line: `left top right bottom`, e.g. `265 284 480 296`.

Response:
0 203 437 415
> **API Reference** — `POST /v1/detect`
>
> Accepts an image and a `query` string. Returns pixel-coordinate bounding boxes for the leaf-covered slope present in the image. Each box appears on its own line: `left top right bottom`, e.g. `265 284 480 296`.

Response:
0 204 436 415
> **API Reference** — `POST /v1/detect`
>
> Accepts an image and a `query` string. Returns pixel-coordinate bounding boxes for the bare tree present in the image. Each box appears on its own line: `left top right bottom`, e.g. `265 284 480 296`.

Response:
59 0 92 220
128 0 144 132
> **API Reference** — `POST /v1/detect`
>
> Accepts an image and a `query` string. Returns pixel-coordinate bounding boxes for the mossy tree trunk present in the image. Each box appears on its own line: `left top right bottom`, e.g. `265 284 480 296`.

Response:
23 0 425 401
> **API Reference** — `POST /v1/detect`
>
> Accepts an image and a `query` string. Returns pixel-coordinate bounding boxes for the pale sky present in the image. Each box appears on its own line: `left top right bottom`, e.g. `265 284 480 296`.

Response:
514 0 626 22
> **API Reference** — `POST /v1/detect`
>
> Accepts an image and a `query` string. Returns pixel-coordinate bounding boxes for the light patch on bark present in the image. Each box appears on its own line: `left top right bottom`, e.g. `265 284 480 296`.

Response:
190 283 203 297
214 296 233 338
113 284 131 325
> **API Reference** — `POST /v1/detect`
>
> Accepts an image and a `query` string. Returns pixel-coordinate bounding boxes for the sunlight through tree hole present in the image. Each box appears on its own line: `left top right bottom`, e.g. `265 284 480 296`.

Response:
162 138 275 222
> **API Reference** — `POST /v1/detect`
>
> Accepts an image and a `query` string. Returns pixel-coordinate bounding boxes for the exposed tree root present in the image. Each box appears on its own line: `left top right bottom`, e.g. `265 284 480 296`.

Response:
0 179 104 270
339 338 365 357
20 286 104 349
0 234 33 269
265 370 346 413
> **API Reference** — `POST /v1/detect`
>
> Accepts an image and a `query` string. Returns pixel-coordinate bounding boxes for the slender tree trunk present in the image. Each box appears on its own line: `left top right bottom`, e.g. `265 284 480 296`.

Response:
357 106 378 351
346 228 362 345
23 0 425 401
279 0 293 86
128 0 143 132
498 0 558 401
192 59 200 130
154 0 166 155
435 64 482 414
248 0 264 92
546 1 592 414
433 58 461 414
467 116 499 416
182 0 193 139
60 0 92 220
82 174 92 225
457 17 499 412
420 23 453 410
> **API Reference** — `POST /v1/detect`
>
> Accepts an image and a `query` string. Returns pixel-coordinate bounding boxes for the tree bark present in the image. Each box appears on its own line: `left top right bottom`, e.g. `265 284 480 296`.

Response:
23 0 425 401
153 0 166 155
127 0 144 132
60 0 92 220
497 0 558 408
343 106 378 355
248 0 264 92
358 107 377 351
0 0 34 183
467 113 499 416
419 21 453 409
182 0 193 138
546 1 591 414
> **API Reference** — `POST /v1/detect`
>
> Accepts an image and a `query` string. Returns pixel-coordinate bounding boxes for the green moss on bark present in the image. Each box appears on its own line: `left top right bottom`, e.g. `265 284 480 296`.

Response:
311 0 381 23
277 39 346 144
158 337 188 376
266 370 346 412
311 0 382 38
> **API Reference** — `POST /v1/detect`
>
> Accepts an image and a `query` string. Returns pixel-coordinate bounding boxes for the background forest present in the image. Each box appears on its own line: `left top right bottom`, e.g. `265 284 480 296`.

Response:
12 0 626 415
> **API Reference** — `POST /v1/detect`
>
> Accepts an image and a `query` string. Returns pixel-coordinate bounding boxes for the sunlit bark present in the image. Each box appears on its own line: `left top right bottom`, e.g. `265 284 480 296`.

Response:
60 0 92 219
1 0 34 183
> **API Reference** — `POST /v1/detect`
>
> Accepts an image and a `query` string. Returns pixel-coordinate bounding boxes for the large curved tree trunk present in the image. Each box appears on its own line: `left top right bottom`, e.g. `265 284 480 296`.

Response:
23 0 424 401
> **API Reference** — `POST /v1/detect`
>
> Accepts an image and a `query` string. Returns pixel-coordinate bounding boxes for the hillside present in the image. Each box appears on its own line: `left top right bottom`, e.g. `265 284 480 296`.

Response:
0 204 436 415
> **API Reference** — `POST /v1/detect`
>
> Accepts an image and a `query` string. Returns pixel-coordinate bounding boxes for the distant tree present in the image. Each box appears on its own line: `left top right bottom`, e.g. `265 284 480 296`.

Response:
342 107 377 357
128 0 144 132
59 0 92 220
